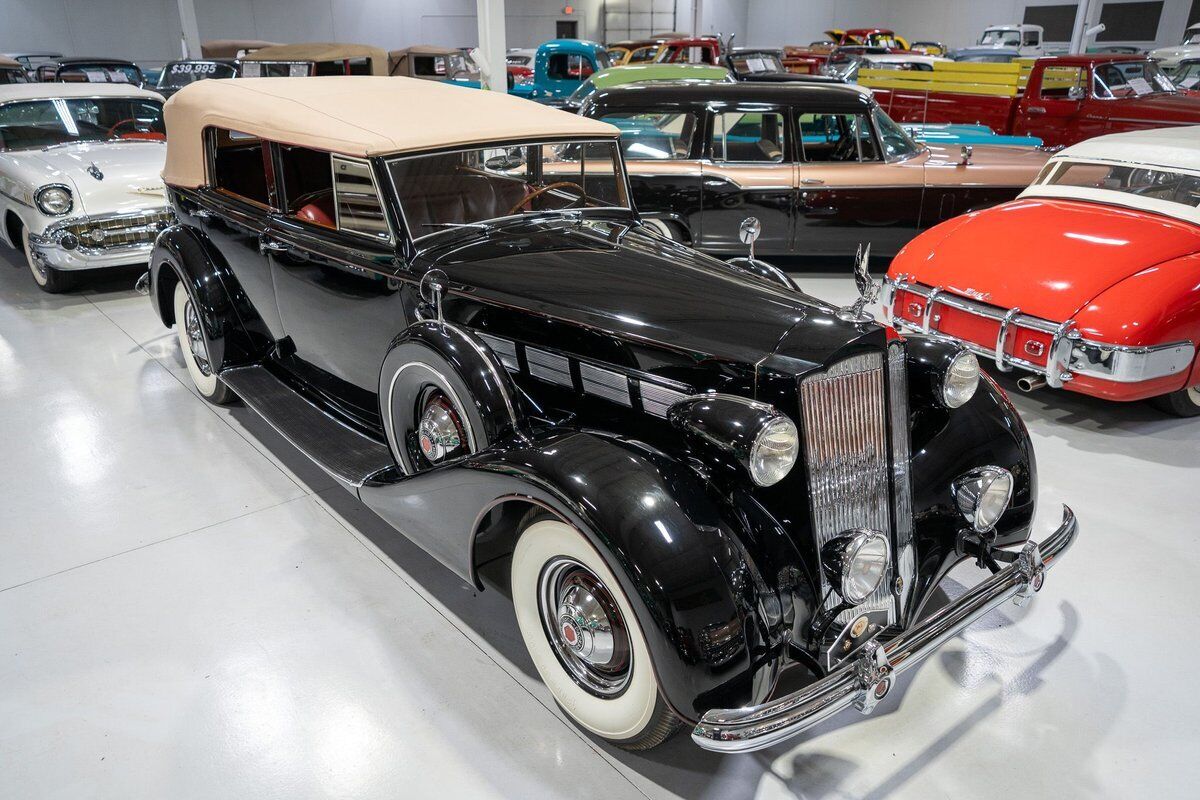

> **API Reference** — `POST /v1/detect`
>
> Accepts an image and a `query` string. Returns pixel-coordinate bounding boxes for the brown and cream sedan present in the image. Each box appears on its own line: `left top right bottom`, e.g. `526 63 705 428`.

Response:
581 82 1050 256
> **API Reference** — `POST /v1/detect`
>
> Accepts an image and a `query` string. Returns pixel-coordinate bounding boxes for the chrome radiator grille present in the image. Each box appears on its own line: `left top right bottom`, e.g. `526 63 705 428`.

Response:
63 210 173 250
799 348 914 625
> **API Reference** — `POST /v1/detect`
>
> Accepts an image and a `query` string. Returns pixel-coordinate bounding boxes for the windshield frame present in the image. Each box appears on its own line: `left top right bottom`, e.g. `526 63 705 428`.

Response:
384 137 635 248
0 95 166 152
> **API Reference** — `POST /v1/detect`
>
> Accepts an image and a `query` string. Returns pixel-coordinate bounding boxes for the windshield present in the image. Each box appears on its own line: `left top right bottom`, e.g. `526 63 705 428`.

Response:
595 111 695 160
158 61 237 89
1185 32 1200 45
1174 61 1200 87
1042 160 1200 210
241 61 310 78
566 78 597 106
57 63 143 85
388 140 630 238
731 53 784 74
873 108 923 160
0 97 164 151
959 53 1016 63
981 29 1021 46
1093 60 1176 98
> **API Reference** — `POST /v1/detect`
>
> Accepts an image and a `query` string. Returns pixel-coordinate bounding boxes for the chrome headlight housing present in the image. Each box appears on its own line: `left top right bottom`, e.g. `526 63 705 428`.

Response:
822 529 890 605
748 415 799 487
35 184 73 216
941 350 980 408
952 466 1014 533
668 394 799 487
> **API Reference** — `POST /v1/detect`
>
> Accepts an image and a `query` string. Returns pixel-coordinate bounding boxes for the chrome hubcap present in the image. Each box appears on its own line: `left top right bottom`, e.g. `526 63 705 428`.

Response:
1188 385 1200 406
539 557 631 697
183 299 212 376
416 392 464 464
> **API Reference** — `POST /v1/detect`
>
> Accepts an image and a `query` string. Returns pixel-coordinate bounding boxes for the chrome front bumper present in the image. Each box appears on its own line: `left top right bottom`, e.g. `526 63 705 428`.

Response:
692 505 1079 753
28 209 172 271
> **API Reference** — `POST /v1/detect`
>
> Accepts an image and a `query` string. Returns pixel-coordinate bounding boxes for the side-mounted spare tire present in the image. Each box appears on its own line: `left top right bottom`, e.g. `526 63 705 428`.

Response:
379 320 521 473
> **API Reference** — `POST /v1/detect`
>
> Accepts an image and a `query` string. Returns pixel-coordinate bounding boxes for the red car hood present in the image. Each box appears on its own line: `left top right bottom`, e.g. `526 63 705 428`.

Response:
895 198 1200 321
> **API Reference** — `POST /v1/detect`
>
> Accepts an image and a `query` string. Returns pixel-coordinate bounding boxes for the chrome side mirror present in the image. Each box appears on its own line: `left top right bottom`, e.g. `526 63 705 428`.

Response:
959 145 973 166
739 216 762 260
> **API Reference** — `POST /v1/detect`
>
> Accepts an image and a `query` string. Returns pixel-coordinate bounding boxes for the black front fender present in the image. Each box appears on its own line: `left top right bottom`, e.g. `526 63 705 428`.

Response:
149 225 267 370
358 428 782 721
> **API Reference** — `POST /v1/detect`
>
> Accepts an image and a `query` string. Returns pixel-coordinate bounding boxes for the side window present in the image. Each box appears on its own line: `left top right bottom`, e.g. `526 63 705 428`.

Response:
1023 30 1039 46
210 128 270 205
797 113 880 162
413 56 439 76
547 53 591 80
712 111 785 163
1039 66 1086 99
598 111 697 160
332 156 391 240
277 147 390 240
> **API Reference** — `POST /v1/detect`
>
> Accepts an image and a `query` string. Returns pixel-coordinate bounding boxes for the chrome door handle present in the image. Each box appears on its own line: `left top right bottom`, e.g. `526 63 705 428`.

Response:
1027 106 1047 115
801 178 825 185
259 237 289 254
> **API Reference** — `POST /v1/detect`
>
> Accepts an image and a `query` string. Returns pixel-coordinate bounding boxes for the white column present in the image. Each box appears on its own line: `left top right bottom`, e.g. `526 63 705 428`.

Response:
1069 0 1094 54
476 0 508 93
692 0 705 37
176 0 202 58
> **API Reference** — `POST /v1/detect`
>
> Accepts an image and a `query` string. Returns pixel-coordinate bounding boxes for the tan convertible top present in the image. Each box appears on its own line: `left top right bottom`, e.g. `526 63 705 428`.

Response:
0 56 21 68
162 76 619 188
242 42 387 64
390 45 462 58
200 39 279 58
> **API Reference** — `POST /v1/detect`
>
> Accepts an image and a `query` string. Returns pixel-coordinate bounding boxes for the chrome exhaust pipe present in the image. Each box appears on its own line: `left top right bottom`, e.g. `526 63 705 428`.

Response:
1017 375 1047 393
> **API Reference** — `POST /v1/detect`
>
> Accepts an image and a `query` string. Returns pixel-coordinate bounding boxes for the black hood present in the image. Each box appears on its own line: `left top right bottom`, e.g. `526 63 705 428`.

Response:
419 216 879 391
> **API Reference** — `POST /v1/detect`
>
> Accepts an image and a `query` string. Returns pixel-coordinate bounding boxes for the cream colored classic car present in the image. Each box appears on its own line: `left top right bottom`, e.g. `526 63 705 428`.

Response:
0 83 170 292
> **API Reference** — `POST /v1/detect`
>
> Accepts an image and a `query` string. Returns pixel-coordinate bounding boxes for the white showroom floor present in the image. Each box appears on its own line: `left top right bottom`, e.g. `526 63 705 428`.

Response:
0 247 1197 800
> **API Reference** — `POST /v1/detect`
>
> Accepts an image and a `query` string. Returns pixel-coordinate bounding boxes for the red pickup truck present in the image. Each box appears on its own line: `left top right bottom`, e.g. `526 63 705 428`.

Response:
872 54 1200 148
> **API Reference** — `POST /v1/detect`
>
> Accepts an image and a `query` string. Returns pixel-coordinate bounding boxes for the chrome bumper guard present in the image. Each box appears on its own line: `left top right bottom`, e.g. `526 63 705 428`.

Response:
692 505 1079 753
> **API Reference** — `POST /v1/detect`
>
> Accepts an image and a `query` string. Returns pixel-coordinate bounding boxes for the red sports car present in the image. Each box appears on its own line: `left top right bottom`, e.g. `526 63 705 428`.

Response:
885 126 1200 416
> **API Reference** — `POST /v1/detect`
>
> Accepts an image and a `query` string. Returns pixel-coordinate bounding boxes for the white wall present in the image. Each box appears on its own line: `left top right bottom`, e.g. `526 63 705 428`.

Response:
1 0 185 68
746 0 1197 51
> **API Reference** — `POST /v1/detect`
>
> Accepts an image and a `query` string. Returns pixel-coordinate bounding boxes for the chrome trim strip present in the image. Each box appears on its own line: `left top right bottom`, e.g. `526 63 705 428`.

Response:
639 382 688 418
526 346 573 388
579 362 632 407
693 506 1079 752
476 332 519 372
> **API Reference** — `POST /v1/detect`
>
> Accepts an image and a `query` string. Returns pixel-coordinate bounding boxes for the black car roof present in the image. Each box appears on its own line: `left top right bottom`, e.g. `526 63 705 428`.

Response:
588 81 874 112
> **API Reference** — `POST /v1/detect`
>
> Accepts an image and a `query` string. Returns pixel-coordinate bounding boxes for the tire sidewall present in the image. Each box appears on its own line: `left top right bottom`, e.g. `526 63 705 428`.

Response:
173 280 221 398
511 519 660 742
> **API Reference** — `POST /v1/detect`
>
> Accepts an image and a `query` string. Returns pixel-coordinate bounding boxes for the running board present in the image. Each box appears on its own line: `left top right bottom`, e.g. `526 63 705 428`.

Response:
220 365 395 489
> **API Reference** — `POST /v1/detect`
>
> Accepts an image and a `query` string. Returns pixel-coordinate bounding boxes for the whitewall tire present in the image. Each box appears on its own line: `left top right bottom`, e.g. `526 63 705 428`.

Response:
173 281 233 404
23 227 71 293
642 218 681 242
511 517 680 749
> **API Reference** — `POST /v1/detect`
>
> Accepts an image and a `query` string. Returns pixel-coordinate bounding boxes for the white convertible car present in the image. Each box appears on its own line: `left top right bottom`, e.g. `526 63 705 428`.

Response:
0 83 170 292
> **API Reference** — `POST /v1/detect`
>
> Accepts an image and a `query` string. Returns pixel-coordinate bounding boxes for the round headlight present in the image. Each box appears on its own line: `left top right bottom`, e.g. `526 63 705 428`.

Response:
823 530 890 605
35 185 73 216
749 415 798 487
942 350 980 408
952 466 1014 533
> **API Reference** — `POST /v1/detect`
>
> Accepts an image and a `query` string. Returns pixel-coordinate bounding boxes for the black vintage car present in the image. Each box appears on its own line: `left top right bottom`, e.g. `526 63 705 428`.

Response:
581 82 1049 257
148 76 1077 752
36 57 146 87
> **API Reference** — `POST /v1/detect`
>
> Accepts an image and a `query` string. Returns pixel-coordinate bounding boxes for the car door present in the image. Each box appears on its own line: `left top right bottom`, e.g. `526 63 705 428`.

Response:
267 145 407 410
1018 65 1095 147
197 128 285 341
698 106 795 254
791 108 926 257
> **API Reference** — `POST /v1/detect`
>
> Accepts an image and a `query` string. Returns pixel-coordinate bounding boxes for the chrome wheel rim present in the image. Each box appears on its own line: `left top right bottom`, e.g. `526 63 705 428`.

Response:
183 299 212 376
538 557 632 697
1188 385 1200 407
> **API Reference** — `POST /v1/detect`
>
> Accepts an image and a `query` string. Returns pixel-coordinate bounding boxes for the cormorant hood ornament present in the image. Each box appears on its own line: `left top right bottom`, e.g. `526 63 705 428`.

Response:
837 243 878 323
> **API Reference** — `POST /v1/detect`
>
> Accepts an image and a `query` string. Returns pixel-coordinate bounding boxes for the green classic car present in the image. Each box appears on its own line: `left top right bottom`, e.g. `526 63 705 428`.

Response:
561 62 732 112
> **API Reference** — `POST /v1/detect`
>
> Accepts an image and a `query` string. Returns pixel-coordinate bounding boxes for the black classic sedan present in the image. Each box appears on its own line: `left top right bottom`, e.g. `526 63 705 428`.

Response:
580 81 1049 257
147 76 1077 752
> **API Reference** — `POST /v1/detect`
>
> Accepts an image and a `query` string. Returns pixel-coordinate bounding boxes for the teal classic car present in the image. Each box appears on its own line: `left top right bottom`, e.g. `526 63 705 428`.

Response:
508 39 612 104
